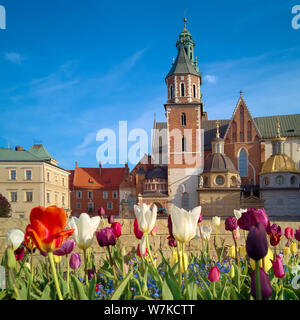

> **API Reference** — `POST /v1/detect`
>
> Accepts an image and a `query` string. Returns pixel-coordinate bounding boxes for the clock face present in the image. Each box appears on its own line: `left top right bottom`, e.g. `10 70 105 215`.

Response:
216 176 224 185
276 175 284 185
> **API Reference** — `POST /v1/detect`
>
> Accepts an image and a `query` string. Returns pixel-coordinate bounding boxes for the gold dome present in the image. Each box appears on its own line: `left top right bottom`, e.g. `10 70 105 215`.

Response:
260 154 300 174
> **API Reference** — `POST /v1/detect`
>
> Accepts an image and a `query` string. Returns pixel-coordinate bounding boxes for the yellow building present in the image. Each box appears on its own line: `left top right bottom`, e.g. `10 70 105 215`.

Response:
0 144 70 219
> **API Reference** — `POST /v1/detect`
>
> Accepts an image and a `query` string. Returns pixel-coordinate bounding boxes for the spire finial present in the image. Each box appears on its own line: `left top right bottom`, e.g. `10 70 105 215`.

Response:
216 120 220 139
183 11 187 28
172 57 175 64
276 115 281 138
240 89 243 97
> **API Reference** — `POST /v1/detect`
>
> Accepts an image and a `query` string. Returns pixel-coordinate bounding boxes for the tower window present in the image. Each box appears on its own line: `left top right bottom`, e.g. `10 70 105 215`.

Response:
193 84 196 98
181 193 189 210
182 136 186 152
238 148 248 177
170 85 173 99
181 83 185 97
181 113 186 126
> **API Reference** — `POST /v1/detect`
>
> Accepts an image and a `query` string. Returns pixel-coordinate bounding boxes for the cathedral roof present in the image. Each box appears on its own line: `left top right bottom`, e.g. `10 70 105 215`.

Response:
166 45 200 78
260 154 299 175
204 153 238 173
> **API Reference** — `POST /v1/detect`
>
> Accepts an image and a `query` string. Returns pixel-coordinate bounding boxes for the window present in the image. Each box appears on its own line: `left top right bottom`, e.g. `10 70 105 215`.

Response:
88 191 93 199
181 113 186 126
238 148 248 177
276 175 284 185
181 193 189 211
88 202 94 212
264 177 270 186
26 170 32 180
62 195 65 206
47 172 50 182
170 85 173 99
182 136 186 152
10 192 17 202
55 175 58 182
62 177 65 186
181 83 185 97
47 193 50 203
26 192 33 202
76 203 81 209
103 191 108 199
107 202 113 210
10 170 16 180
291 176 296 185
113 191 118 199
193 84 196 98
76 191 82 199
55 194 58 204
19 214 25 219
216 176 224 185
230 176 237 187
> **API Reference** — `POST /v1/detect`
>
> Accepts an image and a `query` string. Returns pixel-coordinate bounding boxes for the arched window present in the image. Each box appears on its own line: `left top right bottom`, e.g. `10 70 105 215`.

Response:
181 113 186 126
247 121 252 141
170 85 173 99
182 193 189 210
181 83 185 97
238 148 248 177
182 136 186 152
193 84 196 98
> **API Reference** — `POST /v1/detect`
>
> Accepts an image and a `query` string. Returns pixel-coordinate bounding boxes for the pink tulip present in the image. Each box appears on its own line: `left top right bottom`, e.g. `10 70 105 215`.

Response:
111 222 122 238
284 227 294 240
271 255 285 278
233 227 241 240
150 226 158 236
208 266 220 282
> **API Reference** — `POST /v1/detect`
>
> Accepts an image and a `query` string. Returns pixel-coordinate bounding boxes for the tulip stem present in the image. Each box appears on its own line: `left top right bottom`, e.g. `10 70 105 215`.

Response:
145 234 155 269
10 268 21 300
83 249 89 287
178 242 182 290
66 254 70 294
181 242 185 281
212 281 216 300
255 260 262 300
30 252 34 282
107 245 118 283
232 231 239 268
48 252 63 300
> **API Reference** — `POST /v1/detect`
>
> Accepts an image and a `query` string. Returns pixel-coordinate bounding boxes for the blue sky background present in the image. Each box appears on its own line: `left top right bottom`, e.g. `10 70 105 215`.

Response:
0 0 300 170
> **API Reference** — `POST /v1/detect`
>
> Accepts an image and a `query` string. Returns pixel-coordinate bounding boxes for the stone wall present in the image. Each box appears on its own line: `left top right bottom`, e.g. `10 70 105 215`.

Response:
1 217 299 266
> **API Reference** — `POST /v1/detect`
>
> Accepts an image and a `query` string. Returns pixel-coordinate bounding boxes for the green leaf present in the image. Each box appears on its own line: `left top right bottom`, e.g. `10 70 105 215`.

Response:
283 288 298 300
71 275 89 300
162 279 174 300
165 274 182 300
134 295 155 300
88 274 97 300
110 271 133 301
40 283 51 300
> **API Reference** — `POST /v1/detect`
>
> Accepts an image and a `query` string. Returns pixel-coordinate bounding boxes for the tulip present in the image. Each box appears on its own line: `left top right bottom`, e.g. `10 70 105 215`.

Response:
96 228 116 247
198 212 203 223
111 222 122 238
6 229 24 250
69 253 82 270
212 216 221 226
134 218 143 240
98 207 105 217
168 236 177 247
225 217 238 231
168 215 174 237
53 238 76 256
250 268 273 300
284 247 291 255
108 215 114 224
24 226 36 252
290 242 297 255
170 251 178 267
295 229 300 241
69 213 100 250
268 224 282 247
26 206 74 253
88 269 95 280
246 223 268 261
208 266 220 282
239 246 247 258
271 255 285 278
150 225 158 236
229 264 235 279
233 227 240 240
200 225 212 240
233 208 247 220
14 246 25 261
238 208 270 231
250 248 273 272
228 246 236 259
285 227 294 240
137 243 147 257
54 255 62 264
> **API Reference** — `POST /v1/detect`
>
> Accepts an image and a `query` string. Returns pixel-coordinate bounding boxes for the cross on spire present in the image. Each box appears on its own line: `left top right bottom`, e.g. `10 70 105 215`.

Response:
216 120 220 138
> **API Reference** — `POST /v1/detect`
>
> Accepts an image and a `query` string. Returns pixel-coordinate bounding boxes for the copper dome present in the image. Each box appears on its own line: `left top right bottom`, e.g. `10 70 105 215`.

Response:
204 153 238 173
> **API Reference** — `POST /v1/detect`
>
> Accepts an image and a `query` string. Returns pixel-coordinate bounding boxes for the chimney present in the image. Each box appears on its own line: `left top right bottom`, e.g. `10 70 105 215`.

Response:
75 161 78 169
125 162 129 175
15 146 24 151
99 161 102 177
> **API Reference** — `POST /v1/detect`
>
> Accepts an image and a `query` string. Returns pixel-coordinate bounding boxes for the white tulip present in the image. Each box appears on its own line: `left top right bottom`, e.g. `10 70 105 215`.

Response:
170 205 201 243
6 229 24 250
212 216 221 226
68 213 100 250
134 203 157 234
233 208 247 220
200 225 212 240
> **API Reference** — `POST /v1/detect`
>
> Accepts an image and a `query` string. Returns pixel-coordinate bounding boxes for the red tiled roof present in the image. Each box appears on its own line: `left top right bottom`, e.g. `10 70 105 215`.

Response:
71 167 126 189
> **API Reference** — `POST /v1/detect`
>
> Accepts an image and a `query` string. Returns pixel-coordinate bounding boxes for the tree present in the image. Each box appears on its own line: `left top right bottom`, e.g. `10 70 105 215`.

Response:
0 193 12 217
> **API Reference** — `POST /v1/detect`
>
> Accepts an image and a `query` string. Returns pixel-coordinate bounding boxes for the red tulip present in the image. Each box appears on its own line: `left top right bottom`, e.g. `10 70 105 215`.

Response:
24 225 36 252
271 255 285 278
167 235 177 247
295 229 300 242
96 228 116 247
134 218 143 240
137 244 147 257
208 266 220 282
111 222 122 238
25 206 74 253
284 227 294 240
268 224 282 246
14 246 25 261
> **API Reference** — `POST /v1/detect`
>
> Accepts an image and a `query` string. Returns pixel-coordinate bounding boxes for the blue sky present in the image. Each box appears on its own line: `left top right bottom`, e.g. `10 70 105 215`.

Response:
0 0 300 170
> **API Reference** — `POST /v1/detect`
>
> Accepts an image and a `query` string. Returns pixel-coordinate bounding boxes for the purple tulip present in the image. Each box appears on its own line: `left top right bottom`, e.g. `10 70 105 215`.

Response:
14 246 25 261
40 250 48 257
167 236 177 247
271 255 285 278
168 215 173 237
295 229 300 242
198 212 203 223
53 239 76 256
225 217 238 231
108 215 114 224
98 207 105 217
96 228 116 247
88 269 95 280
238 208 270 231
237 210 253 231
69 253 82 270
246 222 268 260
250 268 273 300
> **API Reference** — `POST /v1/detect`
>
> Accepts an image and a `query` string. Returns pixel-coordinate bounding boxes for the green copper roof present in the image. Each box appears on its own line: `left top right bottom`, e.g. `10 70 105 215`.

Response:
28 144 52 161
166 45 201 78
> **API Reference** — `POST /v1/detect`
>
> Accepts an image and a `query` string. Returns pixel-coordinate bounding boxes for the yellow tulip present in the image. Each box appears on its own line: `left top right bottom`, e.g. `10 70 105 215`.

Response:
250 248 273 272
284 247 291 255
290 242 297 255
239 246 247 258
228 245 236 259
230 264 235 279
170 251 178 267
54 255 62 264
